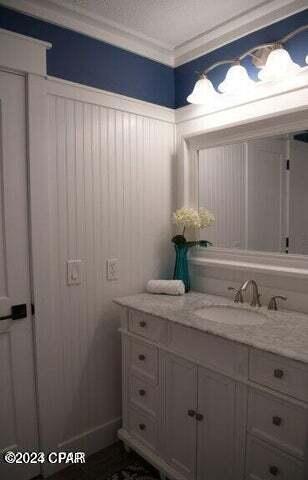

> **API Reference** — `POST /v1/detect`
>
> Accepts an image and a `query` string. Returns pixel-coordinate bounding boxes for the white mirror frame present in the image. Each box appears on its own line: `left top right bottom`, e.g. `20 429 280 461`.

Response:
175 68 308 278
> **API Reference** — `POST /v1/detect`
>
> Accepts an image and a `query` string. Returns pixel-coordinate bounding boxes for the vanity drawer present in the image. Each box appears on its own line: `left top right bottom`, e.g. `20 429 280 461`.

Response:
129 374 158 417
169 323 248 378
128 406 157 451
128 309 169 344
248 389 307 458
128 337 158 384
246 435 305 480
249 349 308 402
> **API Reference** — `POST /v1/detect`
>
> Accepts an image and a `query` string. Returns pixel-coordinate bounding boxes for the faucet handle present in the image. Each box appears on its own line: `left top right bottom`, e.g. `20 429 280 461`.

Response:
228 287 244 304
268 295 287 311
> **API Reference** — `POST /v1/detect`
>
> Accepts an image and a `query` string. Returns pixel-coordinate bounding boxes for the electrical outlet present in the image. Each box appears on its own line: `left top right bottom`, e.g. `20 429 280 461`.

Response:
67 260 82 285
107 258 119 281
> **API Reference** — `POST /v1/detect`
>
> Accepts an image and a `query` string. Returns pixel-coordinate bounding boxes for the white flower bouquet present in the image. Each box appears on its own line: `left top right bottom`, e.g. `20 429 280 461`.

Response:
171 207 215 292
172 207 215 246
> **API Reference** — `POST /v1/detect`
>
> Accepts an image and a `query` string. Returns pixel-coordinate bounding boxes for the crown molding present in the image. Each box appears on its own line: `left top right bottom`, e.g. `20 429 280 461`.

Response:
174 0 308 66
1 0 306 69
1 0 175 66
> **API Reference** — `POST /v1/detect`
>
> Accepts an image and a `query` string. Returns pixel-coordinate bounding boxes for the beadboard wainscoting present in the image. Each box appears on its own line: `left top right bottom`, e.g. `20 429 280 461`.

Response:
28 76 175 475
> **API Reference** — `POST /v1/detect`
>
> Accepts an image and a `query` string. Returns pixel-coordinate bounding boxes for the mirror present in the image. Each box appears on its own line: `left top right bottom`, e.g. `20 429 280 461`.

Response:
198 131 308 255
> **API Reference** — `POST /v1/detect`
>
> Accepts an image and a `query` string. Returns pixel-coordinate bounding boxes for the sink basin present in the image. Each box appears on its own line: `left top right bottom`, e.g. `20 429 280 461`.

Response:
195 305 267 326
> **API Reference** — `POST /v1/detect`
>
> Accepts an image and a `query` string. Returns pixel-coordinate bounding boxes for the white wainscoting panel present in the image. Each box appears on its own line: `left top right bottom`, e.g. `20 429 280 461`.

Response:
29 77 175 474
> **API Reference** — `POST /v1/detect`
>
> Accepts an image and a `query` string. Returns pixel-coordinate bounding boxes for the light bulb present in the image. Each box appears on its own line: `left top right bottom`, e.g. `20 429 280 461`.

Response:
218 64 255 95
187 76 219 105
258 47 301 82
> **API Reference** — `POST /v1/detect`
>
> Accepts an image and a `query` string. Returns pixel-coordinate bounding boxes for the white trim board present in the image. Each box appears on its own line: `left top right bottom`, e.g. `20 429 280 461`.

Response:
1 0 307 67
190 256 308 280
46 75 175 124
0 27 51 75
175 67 308 125
47 417 121 476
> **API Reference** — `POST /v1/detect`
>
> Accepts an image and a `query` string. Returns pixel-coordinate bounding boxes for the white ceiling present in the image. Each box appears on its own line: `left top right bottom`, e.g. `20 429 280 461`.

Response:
59 0 276 49
2 0 305 65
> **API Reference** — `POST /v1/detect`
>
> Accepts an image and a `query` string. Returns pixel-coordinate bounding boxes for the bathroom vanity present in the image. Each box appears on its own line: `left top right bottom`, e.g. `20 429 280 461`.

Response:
115 292 308 480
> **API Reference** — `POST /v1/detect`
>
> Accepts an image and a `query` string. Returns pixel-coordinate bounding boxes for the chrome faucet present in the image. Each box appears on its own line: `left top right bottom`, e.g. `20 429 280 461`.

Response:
239 279 261 307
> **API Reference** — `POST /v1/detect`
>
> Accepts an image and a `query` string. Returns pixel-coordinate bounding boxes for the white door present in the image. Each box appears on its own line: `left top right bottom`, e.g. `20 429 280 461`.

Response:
162 353 197 480
197 368 237 480
0 70 39 480
289 138 308 255
199 143 247 249
246 138 287 253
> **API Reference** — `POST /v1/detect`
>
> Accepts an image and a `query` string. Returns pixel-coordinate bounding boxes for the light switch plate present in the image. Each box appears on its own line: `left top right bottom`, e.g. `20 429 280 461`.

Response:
67 260 82 285
107 258 119 281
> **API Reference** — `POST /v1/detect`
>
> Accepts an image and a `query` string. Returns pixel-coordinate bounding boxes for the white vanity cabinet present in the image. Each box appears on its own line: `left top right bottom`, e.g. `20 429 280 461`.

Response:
118 305 308 480
161 352 246 480
162 354 197 479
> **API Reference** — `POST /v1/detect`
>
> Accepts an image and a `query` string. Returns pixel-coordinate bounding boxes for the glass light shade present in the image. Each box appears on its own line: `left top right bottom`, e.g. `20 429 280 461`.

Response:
187 77 218 105
258 48 301 82
218 64 255 94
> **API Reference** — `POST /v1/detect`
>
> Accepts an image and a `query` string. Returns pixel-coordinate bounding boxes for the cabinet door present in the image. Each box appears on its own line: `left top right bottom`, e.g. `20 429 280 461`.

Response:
162 353 197 480
197 368 239 480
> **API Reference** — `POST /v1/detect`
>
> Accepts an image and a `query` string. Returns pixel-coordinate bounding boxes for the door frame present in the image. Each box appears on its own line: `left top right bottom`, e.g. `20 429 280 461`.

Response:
0 28 51 477
0 67 41 480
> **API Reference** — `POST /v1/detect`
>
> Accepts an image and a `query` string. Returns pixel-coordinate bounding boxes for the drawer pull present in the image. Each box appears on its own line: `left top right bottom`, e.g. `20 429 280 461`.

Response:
139 321 147 328
139 389 146 396
274 369 284 379
138 354 146 361
196 413 204 421
269 465 279 476
187 409 196 417
139 423 146 431
272 415 282 426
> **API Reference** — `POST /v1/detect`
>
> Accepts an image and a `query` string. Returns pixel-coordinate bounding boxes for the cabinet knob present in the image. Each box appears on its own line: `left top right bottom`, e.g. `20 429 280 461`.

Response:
269 465 279 476
272 415 282 426
138 354 146 361
274 368 284 379
139 389 146 396
196 413 204 421
187 409 195 417
139 320 146 328
139 423 146 431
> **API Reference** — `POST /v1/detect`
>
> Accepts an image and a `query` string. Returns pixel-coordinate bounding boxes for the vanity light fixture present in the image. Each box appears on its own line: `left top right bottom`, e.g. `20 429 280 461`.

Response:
187 24 308 105
258 44 301 82
218 61 255 95
187 74 219 105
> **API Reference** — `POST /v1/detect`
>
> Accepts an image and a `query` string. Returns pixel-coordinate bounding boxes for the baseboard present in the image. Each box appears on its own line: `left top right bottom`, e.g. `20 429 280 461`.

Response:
118 428 187 480
43 417 121 477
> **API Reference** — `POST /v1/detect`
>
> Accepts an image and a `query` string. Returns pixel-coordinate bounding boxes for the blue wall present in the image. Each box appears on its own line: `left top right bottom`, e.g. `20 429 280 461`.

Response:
0 5 307 109
175 9 308 108
0 5 175 108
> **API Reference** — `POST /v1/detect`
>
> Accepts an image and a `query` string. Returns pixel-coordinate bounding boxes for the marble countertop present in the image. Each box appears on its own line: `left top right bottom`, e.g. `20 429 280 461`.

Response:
114 291 308 364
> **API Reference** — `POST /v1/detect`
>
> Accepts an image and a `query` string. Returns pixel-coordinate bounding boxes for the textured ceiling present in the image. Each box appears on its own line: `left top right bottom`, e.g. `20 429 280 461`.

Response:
59 0 273 48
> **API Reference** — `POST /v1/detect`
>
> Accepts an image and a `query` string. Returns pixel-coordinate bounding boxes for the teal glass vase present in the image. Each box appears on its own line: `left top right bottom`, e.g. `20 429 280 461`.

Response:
173 243 190 292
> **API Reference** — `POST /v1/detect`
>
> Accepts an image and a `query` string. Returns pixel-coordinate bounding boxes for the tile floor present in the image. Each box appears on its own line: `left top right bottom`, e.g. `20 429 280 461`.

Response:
38 442 160 480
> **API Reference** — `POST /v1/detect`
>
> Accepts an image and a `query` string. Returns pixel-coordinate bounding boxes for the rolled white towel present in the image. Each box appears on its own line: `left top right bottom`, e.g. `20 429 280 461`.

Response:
146 279 185 296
